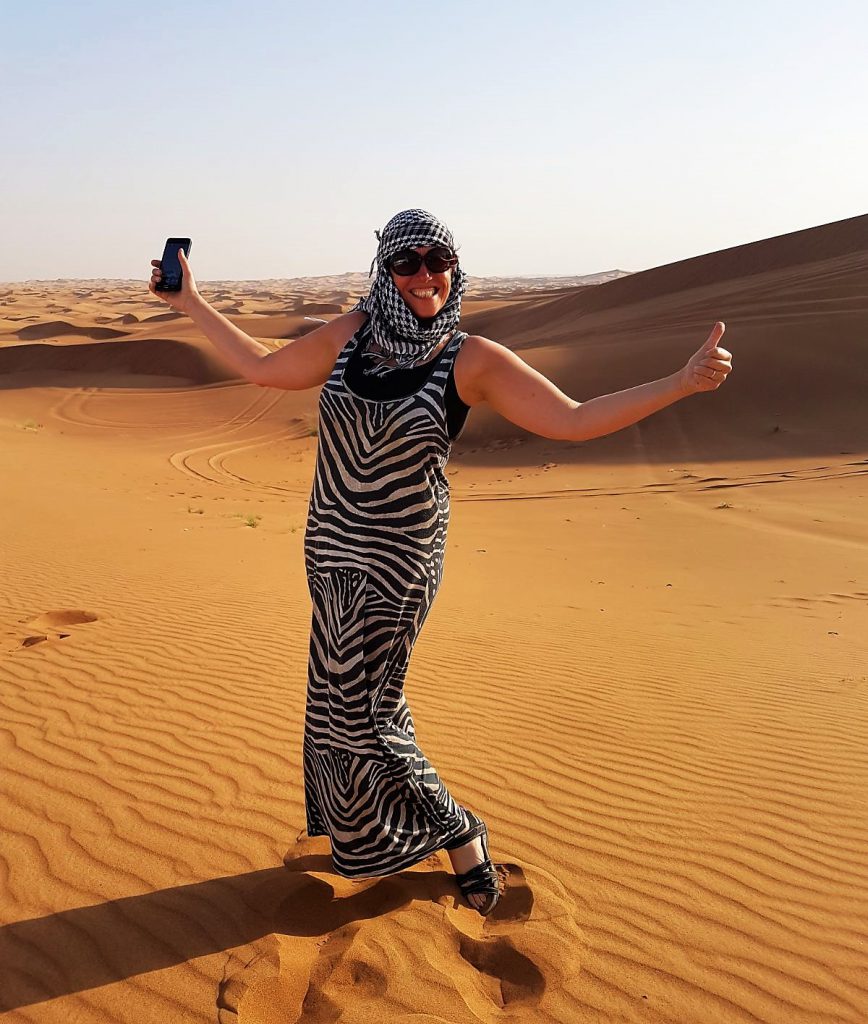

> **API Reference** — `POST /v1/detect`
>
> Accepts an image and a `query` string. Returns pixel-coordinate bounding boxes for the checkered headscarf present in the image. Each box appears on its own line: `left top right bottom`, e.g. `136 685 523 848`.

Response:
350 208 469 377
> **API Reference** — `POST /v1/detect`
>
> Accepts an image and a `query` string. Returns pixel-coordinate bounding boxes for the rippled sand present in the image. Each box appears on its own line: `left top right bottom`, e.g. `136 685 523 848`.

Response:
1 213 867 1023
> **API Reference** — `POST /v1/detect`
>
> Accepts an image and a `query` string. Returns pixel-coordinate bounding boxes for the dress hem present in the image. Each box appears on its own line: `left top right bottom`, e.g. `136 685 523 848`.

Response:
303 825 487 880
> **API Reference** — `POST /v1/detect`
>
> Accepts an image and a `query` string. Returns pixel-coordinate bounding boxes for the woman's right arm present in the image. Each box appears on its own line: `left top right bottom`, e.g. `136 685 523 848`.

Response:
149 249 269 383
254 311 367 390
186 297 274 383
149 249 363 389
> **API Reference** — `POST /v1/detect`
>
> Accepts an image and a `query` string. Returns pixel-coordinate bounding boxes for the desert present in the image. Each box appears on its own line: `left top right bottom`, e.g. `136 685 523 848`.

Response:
1 212 867 1022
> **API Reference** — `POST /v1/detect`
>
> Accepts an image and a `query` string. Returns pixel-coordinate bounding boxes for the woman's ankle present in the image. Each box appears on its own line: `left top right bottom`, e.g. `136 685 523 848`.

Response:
447 836 484 874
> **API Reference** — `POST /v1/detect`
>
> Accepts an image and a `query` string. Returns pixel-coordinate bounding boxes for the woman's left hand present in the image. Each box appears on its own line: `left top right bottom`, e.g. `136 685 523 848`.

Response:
678 321 733 395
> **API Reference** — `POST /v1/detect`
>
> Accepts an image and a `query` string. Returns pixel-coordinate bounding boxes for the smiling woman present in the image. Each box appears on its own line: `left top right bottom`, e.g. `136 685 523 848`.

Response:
299 209 504 916
147 206 732 921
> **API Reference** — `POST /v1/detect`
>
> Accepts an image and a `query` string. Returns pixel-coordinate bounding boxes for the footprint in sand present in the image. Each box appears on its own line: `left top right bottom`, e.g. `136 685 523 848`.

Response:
3 609 98 653
224 831 583 1023
216 936 285 1023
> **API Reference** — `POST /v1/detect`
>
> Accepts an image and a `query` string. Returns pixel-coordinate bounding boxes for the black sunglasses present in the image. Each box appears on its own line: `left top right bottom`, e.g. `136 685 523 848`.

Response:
387 246 458 276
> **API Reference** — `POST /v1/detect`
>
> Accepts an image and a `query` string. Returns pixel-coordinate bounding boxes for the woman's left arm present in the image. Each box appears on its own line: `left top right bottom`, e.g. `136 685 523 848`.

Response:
474 322 733 442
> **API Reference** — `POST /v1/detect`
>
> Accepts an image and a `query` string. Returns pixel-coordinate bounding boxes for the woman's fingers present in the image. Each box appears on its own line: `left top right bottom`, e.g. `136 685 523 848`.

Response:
149 264 165 298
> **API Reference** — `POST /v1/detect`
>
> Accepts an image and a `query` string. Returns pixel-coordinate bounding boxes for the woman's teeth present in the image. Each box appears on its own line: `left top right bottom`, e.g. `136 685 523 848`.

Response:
410 288 436 298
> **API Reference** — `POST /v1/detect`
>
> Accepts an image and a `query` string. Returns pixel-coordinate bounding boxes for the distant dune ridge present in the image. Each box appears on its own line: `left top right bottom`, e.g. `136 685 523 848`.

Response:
1 212 867 1022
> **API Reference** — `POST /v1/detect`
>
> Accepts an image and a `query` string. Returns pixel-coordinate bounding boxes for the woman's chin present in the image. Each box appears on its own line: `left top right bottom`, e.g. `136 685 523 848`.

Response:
411 301 441 320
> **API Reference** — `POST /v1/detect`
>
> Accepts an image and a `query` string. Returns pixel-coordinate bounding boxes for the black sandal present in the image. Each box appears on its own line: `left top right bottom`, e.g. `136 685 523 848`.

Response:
453 825 502 917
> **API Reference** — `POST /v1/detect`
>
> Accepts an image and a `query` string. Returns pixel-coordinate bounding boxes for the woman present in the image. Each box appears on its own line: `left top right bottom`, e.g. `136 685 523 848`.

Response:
149 209 733 916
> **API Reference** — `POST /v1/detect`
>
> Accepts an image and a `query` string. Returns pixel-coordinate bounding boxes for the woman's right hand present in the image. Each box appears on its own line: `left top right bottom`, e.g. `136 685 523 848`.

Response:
148 247 201 315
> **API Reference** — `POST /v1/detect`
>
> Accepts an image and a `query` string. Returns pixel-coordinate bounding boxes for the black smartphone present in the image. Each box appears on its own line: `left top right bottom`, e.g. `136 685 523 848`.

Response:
155 237 192 291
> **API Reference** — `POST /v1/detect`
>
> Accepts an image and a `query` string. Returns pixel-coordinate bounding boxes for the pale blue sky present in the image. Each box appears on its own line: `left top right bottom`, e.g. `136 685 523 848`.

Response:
3 0 865 281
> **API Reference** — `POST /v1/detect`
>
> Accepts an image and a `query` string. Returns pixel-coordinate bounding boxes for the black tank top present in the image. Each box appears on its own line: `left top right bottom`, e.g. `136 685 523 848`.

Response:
342 332 471 442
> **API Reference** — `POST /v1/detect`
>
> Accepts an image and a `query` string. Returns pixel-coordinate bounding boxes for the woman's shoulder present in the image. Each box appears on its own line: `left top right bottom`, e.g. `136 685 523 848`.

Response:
327 310 368 360
338 308 369 334
454 333 491 407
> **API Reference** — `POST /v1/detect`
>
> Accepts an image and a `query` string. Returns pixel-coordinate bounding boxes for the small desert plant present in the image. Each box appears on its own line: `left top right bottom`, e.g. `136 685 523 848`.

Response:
226 512 261 527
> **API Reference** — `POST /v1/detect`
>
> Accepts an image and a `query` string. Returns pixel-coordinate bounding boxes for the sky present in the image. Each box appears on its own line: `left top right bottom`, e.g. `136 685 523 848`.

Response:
2 0 866 282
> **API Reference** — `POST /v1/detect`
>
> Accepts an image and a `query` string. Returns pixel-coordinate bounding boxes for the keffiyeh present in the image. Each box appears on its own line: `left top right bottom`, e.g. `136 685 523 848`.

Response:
350 208 469 377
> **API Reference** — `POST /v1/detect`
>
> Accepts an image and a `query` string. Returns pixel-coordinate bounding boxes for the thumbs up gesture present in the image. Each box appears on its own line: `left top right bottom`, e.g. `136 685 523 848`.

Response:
678 322 733 395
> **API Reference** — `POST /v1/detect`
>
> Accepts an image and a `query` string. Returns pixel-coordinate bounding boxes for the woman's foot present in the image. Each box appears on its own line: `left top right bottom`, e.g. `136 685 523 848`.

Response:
447 837 486 909
447 832 501 914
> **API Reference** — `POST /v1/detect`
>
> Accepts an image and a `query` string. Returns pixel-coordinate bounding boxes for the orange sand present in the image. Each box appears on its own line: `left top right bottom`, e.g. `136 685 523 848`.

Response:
1 214 867 1023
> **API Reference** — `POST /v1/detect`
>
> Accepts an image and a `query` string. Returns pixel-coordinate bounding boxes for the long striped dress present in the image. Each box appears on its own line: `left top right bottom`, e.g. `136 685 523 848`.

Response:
302 324 486 878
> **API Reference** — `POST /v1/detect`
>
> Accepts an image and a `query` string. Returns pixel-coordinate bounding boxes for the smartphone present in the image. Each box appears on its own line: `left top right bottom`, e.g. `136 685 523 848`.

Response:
155 237 192 291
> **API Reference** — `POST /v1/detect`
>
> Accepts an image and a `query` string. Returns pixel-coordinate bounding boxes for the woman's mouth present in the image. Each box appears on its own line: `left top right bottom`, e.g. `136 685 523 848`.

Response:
409 288 437 299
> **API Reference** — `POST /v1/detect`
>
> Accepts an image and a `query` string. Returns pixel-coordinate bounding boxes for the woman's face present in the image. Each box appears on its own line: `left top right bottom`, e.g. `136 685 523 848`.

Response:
389 245 452 320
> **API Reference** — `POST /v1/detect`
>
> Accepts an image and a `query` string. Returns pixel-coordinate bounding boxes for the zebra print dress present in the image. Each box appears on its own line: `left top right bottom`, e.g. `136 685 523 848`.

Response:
302 325 487 878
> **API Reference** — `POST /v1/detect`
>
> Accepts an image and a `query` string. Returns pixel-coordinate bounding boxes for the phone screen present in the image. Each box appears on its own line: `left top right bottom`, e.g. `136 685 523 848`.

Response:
158 237 191 290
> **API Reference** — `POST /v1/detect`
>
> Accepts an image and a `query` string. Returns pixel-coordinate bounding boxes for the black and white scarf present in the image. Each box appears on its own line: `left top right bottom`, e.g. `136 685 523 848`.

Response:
350 208 469 377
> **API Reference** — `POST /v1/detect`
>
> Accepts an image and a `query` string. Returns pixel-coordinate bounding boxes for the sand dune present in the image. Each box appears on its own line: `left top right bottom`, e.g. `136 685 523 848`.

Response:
0 337 236 384
140 310 187 323
13 319 130 341
1 213 867 1022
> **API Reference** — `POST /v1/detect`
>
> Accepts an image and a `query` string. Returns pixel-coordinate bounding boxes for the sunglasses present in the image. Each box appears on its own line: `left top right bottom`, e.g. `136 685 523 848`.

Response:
387 246 458 276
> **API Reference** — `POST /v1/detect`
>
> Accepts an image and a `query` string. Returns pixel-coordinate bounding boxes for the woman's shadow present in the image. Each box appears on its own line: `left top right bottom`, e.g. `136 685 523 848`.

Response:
0 843 531 1012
